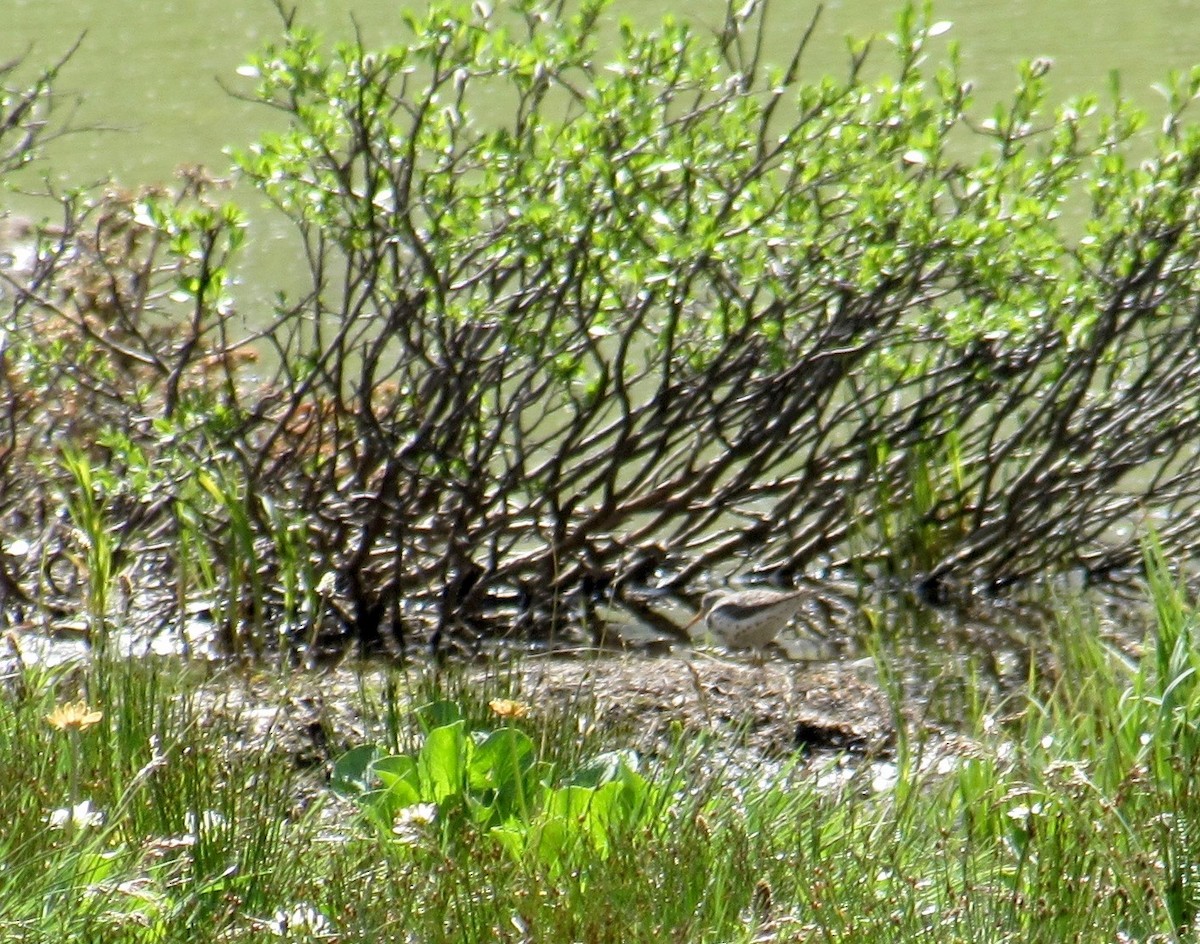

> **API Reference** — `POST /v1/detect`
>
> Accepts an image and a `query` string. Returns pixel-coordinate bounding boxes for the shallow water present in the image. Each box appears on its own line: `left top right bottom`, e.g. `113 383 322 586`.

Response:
3 0 1200 311
5 0 1198 184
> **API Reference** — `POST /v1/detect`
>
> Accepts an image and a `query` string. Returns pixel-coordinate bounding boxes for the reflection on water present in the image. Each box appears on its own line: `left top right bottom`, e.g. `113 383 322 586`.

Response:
4 0 1198 186
3 0 1198 313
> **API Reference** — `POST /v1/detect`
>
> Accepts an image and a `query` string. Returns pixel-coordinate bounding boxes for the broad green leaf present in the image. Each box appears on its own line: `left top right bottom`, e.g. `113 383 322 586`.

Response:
469 727 537 821
418 721 469 803
489 821 528 860
415 699 464 732
567 749 641 789
374 754 421 809
330 744 379 796
469 727 535 790
532 815 571 866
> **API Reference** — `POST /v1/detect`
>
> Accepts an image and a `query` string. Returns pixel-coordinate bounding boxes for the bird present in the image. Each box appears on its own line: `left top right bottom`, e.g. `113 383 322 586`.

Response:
685 587 809 656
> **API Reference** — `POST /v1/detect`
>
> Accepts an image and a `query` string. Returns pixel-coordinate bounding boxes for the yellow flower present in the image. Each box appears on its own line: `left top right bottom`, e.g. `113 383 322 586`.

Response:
45 700 104 732
488 698 530 720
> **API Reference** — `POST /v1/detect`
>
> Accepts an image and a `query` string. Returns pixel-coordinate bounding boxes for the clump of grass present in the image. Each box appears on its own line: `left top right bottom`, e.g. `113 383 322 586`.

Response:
0 654 317 942
9 553 1200 941
317 552 1200 942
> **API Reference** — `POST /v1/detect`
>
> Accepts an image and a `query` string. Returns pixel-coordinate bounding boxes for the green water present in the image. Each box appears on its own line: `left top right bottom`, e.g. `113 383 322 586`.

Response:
4 0 1199 302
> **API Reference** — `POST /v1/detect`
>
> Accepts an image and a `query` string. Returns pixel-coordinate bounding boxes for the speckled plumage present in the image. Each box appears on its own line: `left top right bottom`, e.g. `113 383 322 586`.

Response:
688 588 808 652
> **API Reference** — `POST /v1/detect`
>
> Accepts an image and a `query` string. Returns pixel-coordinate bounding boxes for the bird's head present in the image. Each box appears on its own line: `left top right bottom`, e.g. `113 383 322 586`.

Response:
684 590 725 631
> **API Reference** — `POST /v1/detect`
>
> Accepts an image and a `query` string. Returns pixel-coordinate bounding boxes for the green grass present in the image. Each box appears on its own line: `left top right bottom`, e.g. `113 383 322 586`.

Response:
4 556 1200 942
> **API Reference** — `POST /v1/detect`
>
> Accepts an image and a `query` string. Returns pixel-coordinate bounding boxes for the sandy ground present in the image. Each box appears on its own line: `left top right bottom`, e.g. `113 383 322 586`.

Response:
185 647 908 815
515 651 894 759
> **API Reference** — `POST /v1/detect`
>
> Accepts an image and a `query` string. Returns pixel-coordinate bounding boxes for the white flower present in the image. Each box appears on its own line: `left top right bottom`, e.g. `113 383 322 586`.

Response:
185 809 227 836
1006 802 1044 827
47 799 104 830
392 802 438 845
268 902 333 937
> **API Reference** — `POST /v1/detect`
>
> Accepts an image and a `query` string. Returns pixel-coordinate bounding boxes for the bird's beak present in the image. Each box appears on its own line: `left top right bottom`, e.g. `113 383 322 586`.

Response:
683 612 703 631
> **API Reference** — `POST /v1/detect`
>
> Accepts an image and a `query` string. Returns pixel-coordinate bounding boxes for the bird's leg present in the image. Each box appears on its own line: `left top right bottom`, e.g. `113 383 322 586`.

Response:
749 648 767 693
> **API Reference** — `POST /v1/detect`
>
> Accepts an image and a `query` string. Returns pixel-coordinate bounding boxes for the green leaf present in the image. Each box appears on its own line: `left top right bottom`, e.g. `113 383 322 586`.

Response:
418 720 469 803
76 849 123 887
543 783 616 856
469 727 536 820
532 814 571 866
567 748 641 789
330 744 379 796
490 821 529 860
469 727 535 790
415 699 464 732
374 754 421 809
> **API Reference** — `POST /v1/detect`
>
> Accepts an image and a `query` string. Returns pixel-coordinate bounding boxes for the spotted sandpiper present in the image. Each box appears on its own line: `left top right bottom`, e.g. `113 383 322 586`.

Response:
685 588 809 655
